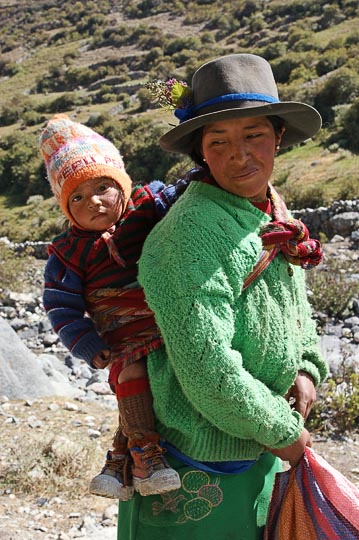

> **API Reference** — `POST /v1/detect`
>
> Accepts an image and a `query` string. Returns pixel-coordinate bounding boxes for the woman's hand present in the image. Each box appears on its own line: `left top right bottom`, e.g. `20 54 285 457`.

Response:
285 370 316 420
268 428 312 467
92 349 111 369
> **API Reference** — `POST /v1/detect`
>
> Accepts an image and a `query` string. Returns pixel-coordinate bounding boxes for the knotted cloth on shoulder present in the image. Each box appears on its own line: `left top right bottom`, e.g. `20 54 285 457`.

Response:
260 218 323 269
243 184 323 290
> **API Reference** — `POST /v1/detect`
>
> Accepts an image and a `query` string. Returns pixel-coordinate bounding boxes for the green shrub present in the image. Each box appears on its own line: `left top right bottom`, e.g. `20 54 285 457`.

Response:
165 36 201 55
271 55 302 84
22 110 47 127
0 94 32 126
314 67 359 123
317 5 346 31
0 243 37 295
280 184 326 210
306 258 359 319
316 51 346 76
0 132 46 201
101 117 179 183
339 98 359 153
261 42 287 61
308 357 359 436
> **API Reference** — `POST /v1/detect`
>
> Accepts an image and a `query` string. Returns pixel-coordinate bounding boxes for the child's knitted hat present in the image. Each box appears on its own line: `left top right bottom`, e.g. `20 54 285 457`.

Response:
40 114 132 223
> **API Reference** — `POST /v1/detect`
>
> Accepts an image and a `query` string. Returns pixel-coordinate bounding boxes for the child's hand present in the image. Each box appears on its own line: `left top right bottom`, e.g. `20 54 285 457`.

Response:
92 349 111 369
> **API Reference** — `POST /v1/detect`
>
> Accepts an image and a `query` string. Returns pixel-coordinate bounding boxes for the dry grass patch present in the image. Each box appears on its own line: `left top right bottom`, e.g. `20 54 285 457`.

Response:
0 398 115 499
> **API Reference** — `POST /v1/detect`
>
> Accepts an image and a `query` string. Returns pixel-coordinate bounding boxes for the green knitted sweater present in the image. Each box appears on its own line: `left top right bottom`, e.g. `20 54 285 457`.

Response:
138 180 328 462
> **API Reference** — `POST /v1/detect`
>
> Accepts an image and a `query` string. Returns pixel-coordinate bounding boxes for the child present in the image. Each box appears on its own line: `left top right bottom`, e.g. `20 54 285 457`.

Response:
41 114 184 500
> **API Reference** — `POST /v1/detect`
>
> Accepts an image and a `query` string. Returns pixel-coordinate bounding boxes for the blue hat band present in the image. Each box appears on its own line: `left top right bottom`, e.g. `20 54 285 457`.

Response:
175 92 279 123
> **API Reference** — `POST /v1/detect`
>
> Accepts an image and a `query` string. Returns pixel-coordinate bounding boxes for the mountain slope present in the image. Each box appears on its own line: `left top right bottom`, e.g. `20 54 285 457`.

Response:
0 0 358 241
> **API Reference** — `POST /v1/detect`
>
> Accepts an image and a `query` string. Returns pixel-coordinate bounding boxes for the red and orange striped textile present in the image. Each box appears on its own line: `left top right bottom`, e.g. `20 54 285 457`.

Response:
264 447 359 540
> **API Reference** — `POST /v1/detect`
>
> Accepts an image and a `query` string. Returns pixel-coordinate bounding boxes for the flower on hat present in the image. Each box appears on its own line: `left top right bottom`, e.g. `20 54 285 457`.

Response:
145 78 192 121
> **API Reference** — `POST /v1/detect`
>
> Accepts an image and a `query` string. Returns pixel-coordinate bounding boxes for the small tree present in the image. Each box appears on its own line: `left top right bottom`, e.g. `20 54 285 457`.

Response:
314 67 359 123
340 98 359 153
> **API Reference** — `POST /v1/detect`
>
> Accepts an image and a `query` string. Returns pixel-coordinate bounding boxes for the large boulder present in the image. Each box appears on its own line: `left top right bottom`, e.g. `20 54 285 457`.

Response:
0 316 80 400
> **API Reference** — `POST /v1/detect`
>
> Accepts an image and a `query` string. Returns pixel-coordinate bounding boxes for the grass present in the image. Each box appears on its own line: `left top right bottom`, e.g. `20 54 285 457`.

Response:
272 137 359 205
0 397 113 498
0 196 63 243
309 16 359 48
0 40 86 108
308 354 359 437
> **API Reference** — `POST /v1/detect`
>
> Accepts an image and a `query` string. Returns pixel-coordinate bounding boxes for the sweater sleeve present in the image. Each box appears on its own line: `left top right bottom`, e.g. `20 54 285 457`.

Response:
148 178 190 218
139 217 304 450
43 254 108 367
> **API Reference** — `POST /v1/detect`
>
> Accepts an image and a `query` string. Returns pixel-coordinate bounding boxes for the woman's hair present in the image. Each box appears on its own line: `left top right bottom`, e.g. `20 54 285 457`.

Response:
189 115 286 167
190 128 205 167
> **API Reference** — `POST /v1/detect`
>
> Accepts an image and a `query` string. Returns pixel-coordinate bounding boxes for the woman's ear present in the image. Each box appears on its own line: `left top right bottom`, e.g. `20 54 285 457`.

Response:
277 126 286 147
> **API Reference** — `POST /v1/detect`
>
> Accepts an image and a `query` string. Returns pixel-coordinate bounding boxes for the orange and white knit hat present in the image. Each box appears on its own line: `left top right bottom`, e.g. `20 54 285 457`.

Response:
39 114 132 223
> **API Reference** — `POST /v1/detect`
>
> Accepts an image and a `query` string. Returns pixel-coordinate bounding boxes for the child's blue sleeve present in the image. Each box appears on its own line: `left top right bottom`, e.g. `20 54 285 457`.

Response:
148 177 190 218
43 254 107 367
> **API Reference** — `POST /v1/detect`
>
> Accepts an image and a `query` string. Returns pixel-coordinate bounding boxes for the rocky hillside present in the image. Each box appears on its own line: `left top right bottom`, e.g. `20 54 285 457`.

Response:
0 240 358 539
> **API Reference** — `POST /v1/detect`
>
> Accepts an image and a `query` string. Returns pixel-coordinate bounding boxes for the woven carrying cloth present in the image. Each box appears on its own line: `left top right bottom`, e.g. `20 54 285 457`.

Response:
264 446 359 540
86 285 163 372
243 184 323 290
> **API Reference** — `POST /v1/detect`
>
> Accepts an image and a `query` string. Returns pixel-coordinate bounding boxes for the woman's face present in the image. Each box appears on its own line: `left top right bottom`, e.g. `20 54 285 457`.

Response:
68 176 123 231
201 116 282 201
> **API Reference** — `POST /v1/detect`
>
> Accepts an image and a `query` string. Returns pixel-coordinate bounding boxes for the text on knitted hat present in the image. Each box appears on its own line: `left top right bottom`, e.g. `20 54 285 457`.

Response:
59 155 125 180
52 154 126 199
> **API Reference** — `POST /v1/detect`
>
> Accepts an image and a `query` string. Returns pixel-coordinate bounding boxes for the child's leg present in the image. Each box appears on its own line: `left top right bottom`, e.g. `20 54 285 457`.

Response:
117 358 181 496
89 401 134 500
117 359 156 439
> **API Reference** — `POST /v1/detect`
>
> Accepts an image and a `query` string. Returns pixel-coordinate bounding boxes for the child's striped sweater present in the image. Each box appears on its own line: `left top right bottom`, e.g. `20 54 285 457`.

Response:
43 181 186 366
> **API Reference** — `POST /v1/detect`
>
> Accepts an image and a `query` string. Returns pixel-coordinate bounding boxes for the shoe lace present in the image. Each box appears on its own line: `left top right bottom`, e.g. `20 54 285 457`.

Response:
141 444 167 470
104 455 126 473
104 453 133 486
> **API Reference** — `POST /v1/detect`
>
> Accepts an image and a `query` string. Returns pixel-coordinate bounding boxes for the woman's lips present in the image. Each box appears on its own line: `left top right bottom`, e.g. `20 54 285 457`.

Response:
231 167 259 179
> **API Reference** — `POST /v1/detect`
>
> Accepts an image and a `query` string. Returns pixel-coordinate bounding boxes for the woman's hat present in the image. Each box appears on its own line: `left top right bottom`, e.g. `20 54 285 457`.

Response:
159 54 322 155
40 114 132 224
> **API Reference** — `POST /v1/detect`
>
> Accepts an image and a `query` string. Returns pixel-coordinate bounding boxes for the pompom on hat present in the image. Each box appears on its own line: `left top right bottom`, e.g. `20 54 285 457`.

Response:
159 54 322 155
40 114 132 223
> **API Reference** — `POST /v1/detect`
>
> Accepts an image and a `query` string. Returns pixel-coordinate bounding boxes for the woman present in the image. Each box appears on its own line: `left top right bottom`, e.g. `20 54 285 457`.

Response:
118 54 329 539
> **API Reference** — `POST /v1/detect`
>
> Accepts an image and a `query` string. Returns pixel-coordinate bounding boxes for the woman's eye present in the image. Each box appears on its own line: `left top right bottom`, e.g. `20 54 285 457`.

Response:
98 184 109 192
72 195 81 203
211 139 225 146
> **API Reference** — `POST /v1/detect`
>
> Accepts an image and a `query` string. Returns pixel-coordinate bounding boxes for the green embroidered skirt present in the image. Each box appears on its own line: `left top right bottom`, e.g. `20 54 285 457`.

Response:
117 452 282 540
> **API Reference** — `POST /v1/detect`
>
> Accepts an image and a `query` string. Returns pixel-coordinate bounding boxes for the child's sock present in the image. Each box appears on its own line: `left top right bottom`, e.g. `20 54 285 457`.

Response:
117 377 157 442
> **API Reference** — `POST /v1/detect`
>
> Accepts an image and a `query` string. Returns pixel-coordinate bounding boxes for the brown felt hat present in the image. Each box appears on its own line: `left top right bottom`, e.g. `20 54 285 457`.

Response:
159 54 322 154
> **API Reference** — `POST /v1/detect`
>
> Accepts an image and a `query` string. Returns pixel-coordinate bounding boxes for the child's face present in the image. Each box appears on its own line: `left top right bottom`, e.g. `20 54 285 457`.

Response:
68 176 124 231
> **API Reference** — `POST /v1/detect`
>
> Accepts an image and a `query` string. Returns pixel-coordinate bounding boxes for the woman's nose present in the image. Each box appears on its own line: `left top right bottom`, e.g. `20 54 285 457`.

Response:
230 142 248 161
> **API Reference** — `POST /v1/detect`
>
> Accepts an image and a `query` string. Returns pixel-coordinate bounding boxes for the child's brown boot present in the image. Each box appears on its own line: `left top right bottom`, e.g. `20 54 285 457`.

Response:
89 420 134 500
129 434 181 496
118 383 181 496
89 450 134 500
